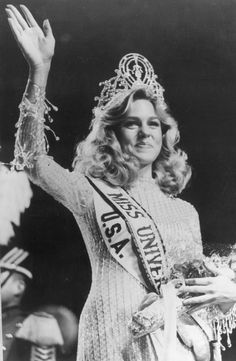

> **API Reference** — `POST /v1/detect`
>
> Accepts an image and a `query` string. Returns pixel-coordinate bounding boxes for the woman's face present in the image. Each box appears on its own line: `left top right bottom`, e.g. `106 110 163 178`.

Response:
117 99 162 168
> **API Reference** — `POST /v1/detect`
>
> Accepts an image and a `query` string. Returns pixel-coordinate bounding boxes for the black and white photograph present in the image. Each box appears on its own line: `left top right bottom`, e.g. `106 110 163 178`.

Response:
1 1 236 360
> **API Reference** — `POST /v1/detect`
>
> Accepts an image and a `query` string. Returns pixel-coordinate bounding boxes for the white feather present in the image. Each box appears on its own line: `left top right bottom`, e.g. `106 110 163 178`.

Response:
0 165 33 245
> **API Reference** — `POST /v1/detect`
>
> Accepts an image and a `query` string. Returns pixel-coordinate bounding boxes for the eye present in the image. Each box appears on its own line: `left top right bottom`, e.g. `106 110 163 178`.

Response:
149 120 160 127
123 121 139 129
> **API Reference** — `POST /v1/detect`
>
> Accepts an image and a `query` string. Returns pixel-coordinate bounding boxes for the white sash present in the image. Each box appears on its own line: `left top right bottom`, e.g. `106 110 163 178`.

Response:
87 177 169 293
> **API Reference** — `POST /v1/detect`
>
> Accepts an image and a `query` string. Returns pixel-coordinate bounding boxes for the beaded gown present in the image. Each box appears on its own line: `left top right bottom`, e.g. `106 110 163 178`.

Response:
27 155 203 361
15 96 203 361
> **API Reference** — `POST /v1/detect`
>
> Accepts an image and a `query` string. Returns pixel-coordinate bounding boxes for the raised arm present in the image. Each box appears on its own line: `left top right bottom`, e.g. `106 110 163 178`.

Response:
6 4 55 171
5 5 83 214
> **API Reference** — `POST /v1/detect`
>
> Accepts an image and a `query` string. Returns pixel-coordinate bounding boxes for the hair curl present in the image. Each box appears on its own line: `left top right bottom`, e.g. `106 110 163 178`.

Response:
73 88 191 195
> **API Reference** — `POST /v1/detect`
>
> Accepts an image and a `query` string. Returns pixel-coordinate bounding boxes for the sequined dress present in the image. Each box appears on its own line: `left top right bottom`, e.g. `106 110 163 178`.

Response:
14 93 203 361
25 155 202 361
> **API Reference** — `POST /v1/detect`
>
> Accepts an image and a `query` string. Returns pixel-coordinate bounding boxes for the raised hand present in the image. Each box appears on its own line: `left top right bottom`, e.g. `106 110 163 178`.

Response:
5 5 55 71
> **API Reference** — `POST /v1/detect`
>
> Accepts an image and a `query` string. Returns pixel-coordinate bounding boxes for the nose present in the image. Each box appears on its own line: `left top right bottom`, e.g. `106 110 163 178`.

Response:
138 124 151 138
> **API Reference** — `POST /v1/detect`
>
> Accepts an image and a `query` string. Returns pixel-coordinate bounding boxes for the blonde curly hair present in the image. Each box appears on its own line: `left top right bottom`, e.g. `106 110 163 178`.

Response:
73 88 191 195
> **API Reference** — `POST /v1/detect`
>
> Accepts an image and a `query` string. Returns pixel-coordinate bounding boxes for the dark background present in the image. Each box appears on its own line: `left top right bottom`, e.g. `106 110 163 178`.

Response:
1 0 236 358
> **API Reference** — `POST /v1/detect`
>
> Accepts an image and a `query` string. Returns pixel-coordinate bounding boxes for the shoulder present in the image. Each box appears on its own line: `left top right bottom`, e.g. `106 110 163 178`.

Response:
70 170 94 205
174 198 202 240
172 196 199 219
15 311 64 346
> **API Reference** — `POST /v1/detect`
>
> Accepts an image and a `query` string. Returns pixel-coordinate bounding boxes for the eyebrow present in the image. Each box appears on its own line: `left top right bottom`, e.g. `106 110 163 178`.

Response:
125 116 160 121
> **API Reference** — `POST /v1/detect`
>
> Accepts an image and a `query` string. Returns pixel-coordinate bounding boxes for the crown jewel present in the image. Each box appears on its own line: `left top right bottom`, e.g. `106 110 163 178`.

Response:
94 53 167 112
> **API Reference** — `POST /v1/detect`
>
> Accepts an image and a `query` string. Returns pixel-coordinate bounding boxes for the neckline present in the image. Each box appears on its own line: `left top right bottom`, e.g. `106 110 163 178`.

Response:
128 177 160 191
133 176 156 184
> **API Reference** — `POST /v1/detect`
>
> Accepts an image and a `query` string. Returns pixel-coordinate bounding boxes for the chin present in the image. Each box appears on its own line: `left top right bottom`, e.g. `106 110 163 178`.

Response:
137 158 157 167
135 149 160 164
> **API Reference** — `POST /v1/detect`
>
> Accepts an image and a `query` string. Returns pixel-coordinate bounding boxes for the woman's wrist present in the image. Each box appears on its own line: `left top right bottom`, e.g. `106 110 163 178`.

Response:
25 66 50 104
29 62 51 88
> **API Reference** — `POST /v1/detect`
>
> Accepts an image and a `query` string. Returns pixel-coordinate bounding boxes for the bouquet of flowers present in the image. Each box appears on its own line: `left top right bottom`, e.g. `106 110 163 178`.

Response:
170 259 212 294
169 252 236 350
130 251 236 346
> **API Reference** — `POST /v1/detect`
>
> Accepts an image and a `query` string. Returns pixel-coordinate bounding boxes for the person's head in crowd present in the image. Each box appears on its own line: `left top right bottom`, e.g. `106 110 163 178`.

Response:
0 247 33 311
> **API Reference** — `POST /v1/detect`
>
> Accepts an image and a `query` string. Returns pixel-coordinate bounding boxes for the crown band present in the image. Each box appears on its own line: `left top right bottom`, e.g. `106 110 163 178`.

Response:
94 53 167 113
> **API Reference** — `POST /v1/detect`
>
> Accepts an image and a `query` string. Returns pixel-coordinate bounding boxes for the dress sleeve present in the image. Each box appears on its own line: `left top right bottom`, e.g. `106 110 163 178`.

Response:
11 82 88 215
29 156 85 215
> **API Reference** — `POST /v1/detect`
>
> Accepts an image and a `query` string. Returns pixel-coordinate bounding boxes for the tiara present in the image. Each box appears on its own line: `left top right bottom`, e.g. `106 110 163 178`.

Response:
94 53 167 113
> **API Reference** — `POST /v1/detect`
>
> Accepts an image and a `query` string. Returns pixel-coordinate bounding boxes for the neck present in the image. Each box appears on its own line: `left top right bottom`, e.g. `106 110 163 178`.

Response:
136 164 153 180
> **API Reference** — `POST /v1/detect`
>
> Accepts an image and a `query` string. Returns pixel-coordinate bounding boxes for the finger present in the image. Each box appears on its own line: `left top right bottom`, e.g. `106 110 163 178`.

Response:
139 293 158 310
43 19 54 38
185 277 212 286
7 17 22 40
19 5 38 27
5 7 22 30
184 303 210 313
141 292 158 303
0 271 11 287
183 294 213 306
6 5 29 30
179 285 210 294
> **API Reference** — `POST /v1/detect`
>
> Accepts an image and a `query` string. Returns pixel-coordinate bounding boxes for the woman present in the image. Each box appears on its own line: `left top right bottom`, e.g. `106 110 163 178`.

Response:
5 5 232 361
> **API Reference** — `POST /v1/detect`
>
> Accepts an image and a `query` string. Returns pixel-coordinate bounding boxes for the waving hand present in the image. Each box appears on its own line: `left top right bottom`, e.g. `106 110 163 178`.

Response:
5 5 55 71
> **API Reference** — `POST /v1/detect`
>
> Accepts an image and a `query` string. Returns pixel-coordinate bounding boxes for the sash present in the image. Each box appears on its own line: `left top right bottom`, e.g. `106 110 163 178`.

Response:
87 176 169 293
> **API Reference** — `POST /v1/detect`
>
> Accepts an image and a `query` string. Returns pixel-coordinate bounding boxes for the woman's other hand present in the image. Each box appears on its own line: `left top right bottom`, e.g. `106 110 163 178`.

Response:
5 5 55 72
179 261 236 313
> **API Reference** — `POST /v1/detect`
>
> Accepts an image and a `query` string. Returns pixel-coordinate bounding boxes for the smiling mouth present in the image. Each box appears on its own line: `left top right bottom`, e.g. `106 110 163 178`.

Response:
135 143 153 148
